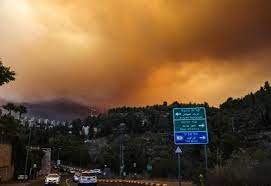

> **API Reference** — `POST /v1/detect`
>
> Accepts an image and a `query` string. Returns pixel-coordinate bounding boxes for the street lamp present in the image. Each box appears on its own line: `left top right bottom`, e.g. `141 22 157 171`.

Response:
119 123 126 178
57 148 62 166
24 126 32 181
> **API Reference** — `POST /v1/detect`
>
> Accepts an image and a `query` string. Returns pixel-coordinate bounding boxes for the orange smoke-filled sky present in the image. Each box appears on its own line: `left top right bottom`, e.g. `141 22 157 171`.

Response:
0 0 271 107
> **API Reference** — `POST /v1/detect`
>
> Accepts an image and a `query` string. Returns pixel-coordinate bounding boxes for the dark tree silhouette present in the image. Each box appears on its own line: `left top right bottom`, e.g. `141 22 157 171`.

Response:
3 102 16 115
0 60 15 86
16 105 27 119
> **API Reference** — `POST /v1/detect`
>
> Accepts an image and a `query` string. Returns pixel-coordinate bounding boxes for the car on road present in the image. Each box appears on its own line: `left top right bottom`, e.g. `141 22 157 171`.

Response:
44 173 61 185
78 171 97 186
73 172 81 182
17 174 28 181
69 168 76 174
90 169 101 174
90 169 102 178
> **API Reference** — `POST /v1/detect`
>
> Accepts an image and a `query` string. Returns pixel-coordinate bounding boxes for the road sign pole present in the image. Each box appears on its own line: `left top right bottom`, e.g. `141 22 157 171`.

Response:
175 146 182 186
204 144 208 174
173 107 209 185
178 153 181 186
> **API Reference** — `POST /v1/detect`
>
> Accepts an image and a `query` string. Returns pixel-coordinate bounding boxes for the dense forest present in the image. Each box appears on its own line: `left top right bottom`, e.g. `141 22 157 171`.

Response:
1 81 271 185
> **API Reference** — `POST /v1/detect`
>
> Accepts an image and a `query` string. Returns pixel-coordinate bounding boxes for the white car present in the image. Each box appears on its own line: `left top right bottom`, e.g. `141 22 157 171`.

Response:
44 173 61 185
69 169 76 174
78 171 97 186
73 172 81 182
90 169 101 174
17 174 28 180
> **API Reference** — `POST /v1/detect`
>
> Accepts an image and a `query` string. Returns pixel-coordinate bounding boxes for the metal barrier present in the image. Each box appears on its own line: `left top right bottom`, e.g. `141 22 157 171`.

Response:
98 179 168 186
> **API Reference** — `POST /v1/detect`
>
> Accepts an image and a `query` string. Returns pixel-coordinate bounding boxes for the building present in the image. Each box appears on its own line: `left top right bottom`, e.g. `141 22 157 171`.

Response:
61 121 66 126
56 121 60 126
28 117 35 127
50 120 56 126
44 119 49 124
38 118 43 124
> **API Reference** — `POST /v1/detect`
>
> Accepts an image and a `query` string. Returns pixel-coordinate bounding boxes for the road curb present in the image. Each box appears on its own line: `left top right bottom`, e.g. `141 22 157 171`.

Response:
98 179 168 186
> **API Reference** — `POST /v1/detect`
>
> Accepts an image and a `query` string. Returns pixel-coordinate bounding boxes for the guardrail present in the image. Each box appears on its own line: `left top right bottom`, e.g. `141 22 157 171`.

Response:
98 179 168 186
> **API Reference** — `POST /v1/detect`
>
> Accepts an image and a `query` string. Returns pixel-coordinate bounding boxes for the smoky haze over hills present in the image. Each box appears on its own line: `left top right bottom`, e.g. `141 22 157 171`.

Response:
24 99 96 121
0 98 98 121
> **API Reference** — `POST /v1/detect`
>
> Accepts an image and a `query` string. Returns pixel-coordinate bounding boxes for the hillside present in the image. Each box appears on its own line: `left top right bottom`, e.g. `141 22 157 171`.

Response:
2 82 271 184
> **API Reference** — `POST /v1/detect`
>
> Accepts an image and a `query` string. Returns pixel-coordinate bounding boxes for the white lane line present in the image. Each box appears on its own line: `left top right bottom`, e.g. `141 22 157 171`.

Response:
66 178 71 186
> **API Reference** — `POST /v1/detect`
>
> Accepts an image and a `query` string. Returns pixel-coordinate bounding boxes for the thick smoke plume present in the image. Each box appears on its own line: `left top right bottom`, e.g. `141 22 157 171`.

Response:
0 0 271 106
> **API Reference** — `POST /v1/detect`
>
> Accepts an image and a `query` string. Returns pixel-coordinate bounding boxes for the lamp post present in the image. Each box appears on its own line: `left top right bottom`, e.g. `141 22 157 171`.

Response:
79 147 82 169
119 123 126 178
24 126 32 181
57 148 61 166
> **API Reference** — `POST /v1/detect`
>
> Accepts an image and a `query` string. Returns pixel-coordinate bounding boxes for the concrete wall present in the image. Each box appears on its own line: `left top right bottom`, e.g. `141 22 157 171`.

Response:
0 143 14 181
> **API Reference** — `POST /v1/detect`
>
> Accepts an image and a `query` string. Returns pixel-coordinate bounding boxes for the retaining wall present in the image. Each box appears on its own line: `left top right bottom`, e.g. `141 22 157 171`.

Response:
0 143 14 182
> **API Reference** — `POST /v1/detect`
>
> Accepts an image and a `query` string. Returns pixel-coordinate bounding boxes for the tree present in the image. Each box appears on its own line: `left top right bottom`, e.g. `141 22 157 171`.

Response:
16 105 27 119
0 60 15 86
3 102 16 115
71 118 82 135
264 81 270 91
0 115 20 136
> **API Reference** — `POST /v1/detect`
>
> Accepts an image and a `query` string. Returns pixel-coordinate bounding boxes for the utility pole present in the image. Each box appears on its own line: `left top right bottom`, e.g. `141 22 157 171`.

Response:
57 148 60 160
231 117 235 132
119 138 122 177
79 148 82 169
24 126 32 181
119 123 126 178
57 148 61 166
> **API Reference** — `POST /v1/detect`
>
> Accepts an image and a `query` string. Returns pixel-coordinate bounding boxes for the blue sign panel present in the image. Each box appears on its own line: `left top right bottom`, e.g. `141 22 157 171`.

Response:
173 107 208 145
175 132 208 144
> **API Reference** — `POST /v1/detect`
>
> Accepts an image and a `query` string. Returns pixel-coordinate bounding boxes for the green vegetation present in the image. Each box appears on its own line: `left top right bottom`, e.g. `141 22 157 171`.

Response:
0 60 15 86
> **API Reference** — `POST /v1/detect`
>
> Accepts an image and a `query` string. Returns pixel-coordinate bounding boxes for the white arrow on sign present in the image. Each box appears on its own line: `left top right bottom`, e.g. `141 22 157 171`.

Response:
199 136 206 140
175 113 181 116
198 124 205 127
175 146 182 154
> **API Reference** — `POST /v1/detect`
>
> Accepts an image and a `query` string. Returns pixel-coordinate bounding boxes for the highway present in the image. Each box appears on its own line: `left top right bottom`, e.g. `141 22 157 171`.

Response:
26 177 190 186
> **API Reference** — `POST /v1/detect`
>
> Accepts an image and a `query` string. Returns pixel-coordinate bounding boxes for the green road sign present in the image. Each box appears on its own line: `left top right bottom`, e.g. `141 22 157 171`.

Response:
174 120 207 131
174 107 206 121
173 107 208 144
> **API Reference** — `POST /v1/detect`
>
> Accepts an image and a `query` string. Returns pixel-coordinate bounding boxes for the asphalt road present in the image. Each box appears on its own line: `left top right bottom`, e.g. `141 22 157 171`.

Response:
14 178 192 186
28 176 101 186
